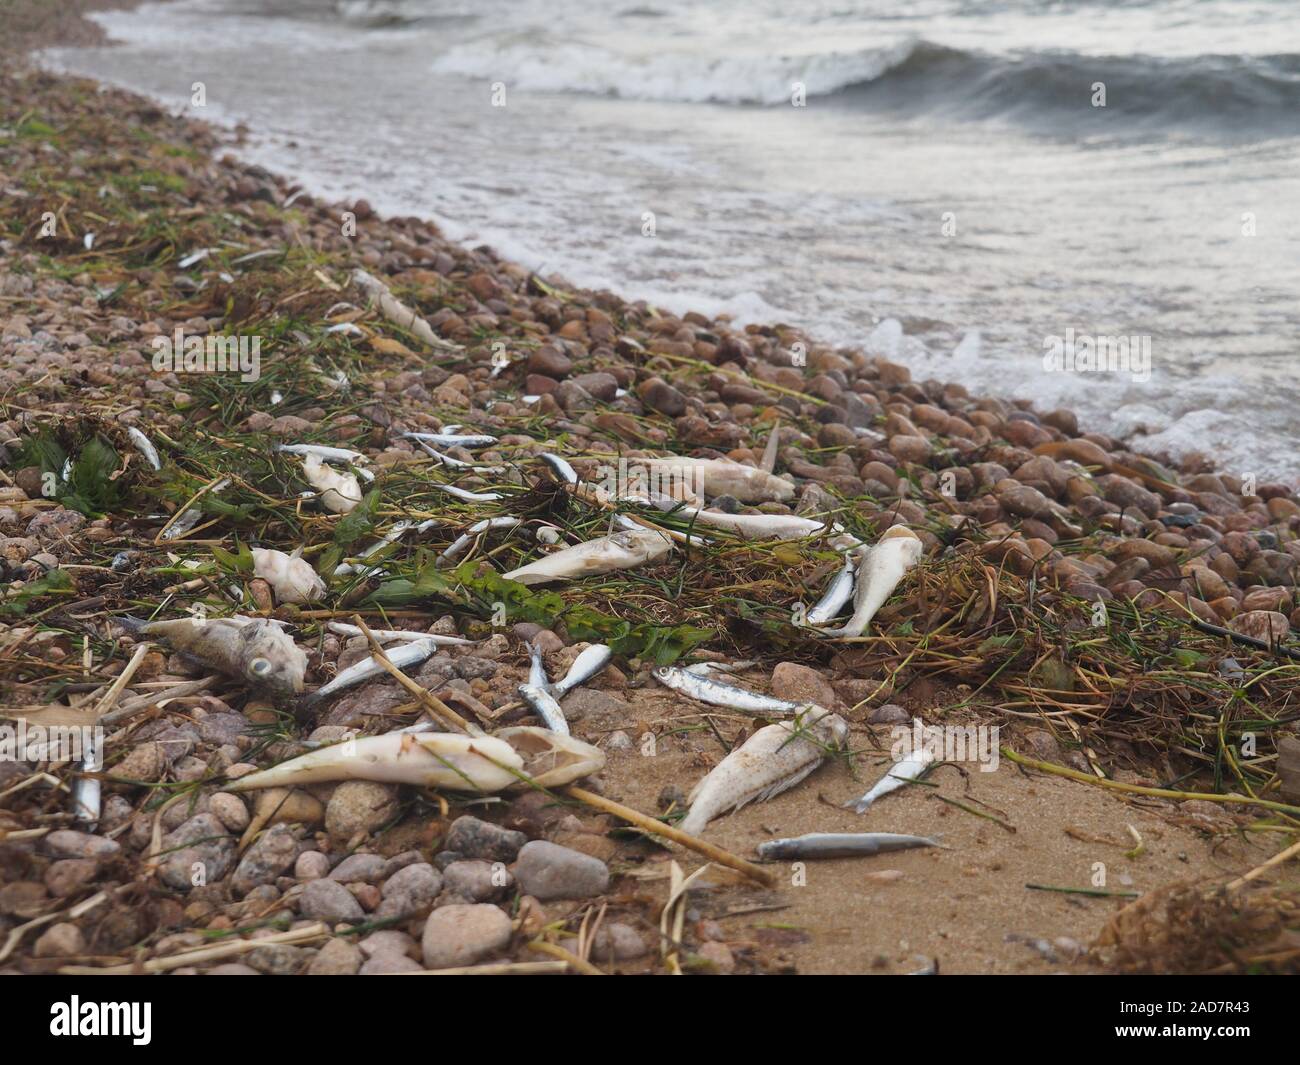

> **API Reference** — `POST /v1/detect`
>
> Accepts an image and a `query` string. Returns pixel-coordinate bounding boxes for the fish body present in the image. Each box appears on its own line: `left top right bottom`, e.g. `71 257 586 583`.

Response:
140 615 307 696
492 727 604 787
756 832 939 861
433 483 504 503
438 516 522 566
650 502 828 541
679 709 849 836
127 427 161 471
526 641 549 690
402 431 497 449
552 644 612 696
277 443 367 464
653 665 803 717
846 748 934 813
72 732 103 824
302 454 363 514
517 683 569 735
806 556 855 625
504 527 672 586
636 456 794 503
306 637 439 703
251 547 326 604
539 452 579 484
325 622 475 646
826 526 923 638
226 731 523 792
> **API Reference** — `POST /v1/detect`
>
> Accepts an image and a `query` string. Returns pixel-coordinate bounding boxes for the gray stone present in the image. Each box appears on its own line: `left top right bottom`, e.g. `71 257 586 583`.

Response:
513 840 609 900
421 903 512 970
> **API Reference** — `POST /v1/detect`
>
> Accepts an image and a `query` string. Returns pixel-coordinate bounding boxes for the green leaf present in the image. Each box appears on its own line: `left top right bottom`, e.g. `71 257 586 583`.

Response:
1 569 75 616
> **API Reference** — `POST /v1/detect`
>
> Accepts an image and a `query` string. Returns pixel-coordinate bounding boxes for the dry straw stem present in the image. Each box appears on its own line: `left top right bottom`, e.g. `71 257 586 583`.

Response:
350 613 482 736
1002 746 1300 818
562 785 773 886
527 939 605 975
58 922 330 974
1227 839 1300 891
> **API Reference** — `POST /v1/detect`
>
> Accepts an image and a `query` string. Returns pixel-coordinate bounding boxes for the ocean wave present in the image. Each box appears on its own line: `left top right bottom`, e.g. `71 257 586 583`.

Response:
429 35 1300 129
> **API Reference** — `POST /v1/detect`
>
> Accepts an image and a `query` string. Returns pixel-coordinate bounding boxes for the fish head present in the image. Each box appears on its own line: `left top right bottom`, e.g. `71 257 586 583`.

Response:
796 706 850 749
239 620 308 696
880 525 924 564
651 666 675 685
493 726 605 788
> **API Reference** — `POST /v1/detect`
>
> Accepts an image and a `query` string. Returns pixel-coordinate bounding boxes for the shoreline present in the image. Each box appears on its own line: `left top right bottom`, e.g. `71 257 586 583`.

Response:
1 16 1299 975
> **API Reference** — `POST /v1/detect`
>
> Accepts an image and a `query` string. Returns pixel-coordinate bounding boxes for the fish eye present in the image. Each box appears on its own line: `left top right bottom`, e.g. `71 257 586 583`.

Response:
249 658 274 677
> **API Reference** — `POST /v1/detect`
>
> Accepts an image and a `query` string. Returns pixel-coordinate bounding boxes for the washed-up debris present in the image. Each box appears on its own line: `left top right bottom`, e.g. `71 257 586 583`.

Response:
302 637 439 705
847 745 935 814
122 615 307 696
539 452 579 484
251 547 325 604
301 453 363 514
401 430 497 449
438 516 522 567
503 526 673 585
352 267 463 352
653 665 803 717
433 483 504 504
678 708 849 836
756 832 940 861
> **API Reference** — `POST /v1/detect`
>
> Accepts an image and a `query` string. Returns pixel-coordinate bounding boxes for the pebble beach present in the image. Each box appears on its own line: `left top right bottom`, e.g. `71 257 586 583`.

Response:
1 2 1298 977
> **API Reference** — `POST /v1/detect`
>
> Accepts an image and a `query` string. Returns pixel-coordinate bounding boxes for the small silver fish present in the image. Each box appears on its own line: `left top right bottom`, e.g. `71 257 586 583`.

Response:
305 637 439 704
161 477 229 541
552 644 612 697
411 437 505 473
127 427 161 471
846 748 934 814
805 556 855 626
325 622 475 647
517 683 569 735
756 832 939 861
679 708 849 836
526 640 549 690
504 527 673 586
136 615 307 697
402 431 497 449
647 501 829 541
432 483 505 504
276 443 368 464
438 516 522 567
653 666 803 717
825 526 923 639
72 731 103 825
539 452 579 484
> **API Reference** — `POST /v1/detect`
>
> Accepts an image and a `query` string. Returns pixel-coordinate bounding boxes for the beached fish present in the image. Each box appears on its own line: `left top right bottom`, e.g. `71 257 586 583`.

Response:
325 622 475 647
492 727 605 787
402 430 497 449
438 516 522 567
131 615 307 697
302 454 363 514
526 640 549 690
226 731 524 792
277 443 368 465
412 439 506 474
72 733 102 825
503 527 673 586
825 526 923 638
333 519 438 577
846 747 934 814
540 452 579 484
634 455 795 503
552 644 612 697
805 556 855 626
682 660 758 676
127 427 161 471
653 665 803 717
304 637 439 704
251 547 326 604
756 832 939 861
517 683 569 735
433 483 504 504
649 501 829 541
678 708 849 836
162 477 229 541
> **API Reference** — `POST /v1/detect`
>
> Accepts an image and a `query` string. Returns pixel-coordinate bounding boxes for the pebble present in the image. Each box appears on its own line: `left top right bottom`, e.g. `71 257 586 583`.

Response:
295 851 330 881
441 860 514 903
867 703 911 724
512 840 610 900
376 863 443 919
307 937 363 975
209 792 250 833
158 814 236 892
43 859 98 898
300 878 366 923
591 922 649 961
231 823 300 897
770 662 839 708
421 903 513 969
33 922 85 958
325 781 399 841
328 853 388 883
443 815 526 862
44 829 120 861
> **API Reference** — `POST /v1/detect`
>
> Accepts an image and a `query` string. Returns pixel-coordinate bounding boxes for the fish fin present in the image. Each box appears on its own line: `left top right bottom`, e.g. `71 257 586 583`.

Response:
111 615 148 635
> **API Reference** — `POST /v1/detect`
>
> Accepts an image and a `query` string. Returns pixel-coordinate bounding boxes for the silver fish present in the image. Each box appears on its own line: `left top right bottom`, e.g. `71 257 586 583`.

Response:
653 665 803 717
411 437 505 473
526 640 549 690
682 660 758 676
162 477 229 541
648 501 828 541
127 427 161 471
824 526 923 638
334 519 437 577
634 456 795 503
438 516 523 567
137 615 307 697
756 832 939 861
517 683 569 735
805 556 855 626
552 644 612 697
539 452 579 484
433 483 504 503
72 731 103 825
402 431 497 449
678 708 849 836
325 622 475 647
277 443 368 464
504 527 673 586
846 748 934 814
759 418 781 474
306 637 439 703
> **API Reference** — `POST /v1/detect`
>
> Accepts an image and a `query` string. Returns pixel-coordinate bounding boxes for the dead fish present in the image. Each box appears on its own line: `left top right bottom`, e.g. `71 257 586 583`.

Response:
678 708 849 836
325 622 475 647
412 439 506 474
825 526 923 638
756 832 939 861
250 547 326 604
493 726 604 787
130 615 307 697
304 637 439 704
162 477 229 540
539 452 579 484
72 733 102 825
648 501 829 541
438 516 522 567
552 644 612 697
653 665 803 717
276 443 367 465
682 660 758 676
635 456 794 503
517 683 568 735
402 430 497 449
759 419 781 474
127 427 161 471
226 731 524 792
805 556 855 626
526 640 549 690
846 747 934 814
334 519 436 577
433 483 504 504
503 527 673 586
302 454 363 514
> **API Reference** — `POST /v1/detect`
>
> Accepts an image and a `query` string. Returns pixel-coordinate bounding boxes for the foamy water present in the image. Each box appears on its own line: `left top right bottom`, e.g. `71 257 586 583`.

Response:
41 0 1300 483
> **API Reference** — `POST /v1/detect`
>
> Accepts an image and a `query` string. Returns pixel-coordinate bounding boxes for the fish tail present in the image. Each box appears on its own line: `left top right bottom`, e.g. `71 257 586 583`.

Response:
111 615 149 635
845 796 873 814
676 808 708 837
